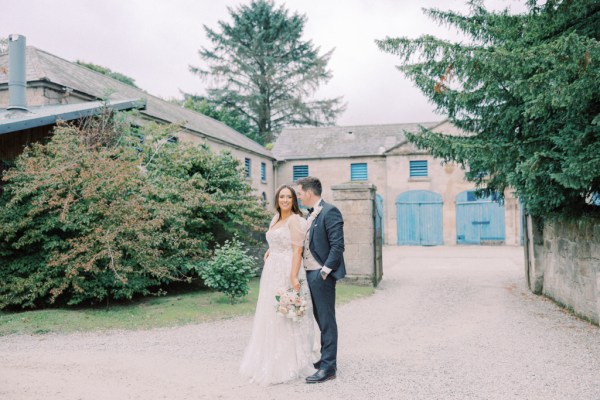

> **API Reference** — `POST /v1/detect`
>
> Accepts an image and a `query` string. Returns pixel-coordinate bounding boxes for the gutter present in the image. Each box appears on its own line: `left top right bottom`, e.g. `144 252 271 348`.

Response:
0 99 146 135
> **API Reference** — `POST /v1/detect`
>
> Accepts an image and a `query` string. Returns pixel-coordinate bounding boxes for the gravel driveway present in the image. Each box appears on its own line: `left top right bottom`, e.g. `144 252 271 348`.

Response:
1 245 599 400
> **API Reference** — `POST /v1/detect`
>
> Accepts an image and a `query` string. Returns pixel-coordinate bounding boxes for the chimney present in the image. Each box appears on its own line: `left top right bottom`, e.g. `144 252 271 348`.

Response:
7 34 27 111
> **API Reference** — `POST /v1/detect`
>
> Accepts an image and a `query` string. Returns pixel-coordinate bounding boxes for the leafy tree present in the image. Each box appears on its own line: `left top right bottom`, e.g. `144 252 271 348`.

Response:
138 121 269 251
76 60 139 88
191 0 345 144
181 94 260 143
0 110 268 309
377 0 600 218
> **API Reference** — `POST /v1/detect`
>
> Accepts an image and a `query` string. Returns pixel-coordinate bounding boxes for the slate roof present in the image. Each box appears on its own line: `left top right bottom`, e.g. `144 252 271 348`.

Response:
272 121 443 160
0 47 272 158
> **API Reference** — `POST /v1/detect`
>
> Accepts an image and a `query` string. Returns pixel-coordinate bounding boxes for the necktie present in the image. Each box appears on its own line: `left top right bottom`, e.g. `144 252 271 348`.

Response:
307 207 314 215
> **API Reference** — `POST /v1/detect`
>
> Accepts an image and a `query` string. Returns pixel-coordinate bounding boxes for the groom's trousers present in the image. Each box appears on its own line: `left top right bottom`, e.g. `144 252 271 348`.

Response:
307 269 338 371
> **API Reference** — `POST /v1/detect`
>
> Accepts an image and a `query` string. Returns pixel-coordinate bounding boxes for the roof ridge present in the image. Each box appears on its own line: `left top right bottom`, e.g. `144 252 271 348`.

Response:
281 120 445 131
20 47 270 156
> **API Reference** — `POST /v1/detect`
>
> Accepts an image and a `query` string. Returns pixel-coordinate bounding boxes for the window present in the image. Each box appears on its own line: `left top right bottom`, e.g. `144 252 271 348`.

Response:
350 163 368 181
467 191 500 202
293 165 309 182
409 160 428 177
261 192 267 207
261 162 267 182
245 158 251 178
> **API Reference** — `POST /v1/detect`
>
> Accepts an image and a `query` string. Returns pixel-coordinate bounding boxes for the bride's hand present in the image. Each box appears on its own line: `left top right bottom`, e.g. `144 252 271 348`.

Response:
290 276 300 292
263 250 270 262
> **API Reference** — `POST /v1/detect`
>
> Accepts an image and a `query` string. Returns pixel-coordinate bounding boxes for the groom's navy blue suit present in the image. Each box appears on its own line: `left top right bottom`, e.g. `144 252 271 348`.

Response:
306 199 345 372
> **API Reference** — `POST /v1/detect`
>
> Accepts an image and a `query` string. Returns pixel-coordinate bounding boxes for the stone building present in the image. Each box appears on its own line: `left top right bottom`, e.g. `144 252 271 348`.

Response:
273 120 522 246
1 37 521 248
0 36 275 205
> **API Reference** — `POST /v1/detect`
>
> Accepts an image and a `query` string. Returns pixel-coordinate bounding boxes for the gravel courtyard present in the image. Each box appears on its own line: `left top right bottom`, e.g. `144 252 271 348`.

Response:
1 245 599 400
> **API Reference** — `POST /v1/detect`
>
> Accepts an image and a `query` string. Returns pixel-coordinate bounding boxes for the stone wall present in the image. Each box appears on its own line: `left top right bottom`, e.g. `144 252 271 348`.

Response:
332 182 382 286
525 216 600 325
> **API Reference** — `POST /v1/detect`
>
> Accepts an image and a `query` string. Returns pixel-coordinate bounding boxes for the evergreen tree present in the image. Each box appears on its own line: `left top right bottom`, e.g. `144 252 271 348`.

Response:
191 0 345 145
377 0 600 218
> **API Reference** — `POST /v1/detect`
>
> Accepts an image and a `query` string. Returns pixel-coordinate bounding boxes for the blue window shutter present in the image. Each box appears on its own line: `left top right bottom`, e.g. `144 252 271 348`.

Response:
409 160 428 177
245 158 251 178
293 165 309 181
350 163 368 181
261 162 266 181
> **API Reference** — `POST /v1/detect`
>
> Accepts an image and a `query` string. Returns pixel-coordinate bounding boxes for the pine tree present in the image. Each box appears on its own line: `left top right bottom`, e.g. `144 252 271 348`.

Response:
191 0 345 145
377 0 600 218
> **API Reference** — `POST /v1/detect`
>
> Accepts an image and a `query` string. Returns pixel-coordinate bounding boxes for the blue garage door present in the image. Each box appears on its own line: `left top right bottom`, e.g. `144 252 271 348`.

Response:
396 190 443 245
456 191 505 244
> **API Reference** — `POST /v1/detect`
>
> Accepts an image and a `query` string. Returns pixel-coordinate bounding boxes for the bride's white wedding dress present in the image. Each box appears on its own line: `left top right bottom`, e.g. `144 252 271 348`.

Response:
240 213 318 385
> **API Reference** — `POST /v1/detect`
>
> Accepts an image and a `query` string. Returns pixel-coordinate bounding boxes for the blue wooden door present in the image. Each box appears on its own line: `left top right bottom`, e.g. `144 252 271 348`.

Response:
456 191 505 244
396 191 443 245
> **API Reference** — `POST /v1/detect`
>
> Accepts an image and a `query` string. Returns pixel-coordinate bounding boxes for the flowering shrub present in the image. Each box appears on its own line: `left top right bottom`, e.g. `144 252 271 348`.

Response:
0 111 267 309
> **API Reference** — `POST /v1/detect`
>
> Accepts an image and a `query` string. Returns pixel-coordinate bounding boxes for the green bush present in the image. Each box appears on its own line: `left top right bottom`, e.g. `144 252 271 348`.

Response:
0 111 268 309
200 238 257 304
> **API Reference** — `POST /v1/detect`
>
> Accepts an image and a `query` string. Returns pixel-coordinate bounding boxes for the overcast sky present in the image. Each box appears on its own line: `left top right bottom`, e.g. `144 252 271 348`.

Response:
2 0 527 126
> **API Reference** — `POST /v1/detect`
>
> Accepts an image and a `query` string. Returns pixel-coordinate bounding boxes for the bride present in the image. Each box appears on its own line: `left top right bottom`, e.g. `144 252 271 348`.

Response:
240 185 318 385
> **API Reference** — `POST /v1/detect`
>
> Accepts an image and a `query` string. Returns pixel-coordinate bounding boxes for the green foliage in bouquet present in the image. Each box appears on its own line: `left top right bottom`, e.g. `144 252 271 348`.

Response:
200 238 257 304
0 109 268 309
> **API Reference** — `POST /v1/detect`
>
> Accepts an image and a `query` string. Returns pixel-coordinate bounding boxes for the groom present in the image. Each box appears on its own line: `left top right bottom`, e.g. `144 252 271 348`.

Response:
296 176 346 384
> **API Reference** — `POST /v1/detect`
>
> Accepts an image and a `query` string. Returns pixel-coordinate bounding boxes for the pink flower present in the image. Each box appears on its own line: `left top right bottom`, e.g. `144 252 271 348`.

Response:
274 286 307 321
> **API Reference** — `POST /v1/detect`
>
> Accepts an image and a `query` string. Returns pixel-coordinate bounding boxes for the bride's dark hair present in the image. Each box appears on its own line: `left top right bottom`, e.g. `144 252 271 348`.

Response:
274 185 302 219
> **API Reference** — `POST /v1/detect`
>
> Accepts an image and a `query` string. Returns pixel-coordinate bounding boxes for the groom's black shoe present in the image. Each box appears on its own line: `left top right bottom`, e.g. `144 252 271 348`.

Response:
313 361 337 371
305 368 336 384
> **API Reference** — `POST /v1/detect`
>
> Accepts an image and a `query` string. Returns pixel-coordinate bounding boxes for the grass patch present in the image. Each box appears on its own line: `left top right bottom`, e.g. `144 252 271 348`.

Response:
0 278 374 336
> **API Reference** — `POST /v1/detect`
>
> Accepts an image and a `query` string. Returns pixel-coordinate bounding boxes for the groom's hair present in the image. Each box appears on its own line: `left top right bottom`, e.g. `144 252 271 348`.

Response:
297 176 322 196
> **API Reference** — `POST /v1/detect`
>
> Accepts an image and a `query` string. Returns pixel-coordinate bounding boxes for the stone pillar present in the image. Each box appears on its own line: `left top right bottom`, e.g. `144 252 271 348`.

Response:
524 215 545 294
332 182 382 286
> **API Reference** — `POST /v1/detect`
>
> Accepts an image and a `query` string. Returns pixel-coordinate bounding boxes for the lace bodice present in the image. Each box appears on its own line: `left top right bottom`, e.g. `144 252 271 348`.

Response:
266 214 307 254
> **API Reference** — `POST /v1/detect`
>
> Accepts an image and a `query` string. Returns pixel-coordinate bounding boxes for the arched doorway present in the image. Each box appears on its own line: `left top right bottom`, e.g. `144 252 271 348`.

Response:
396 190 443 245
456 191 505 244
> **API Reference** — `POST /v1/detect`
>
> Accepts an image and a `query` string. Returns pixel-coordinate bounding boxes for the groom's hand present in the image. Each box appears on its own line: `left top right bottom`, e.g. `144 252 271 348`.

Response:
263 250 270 262
320 266 332 280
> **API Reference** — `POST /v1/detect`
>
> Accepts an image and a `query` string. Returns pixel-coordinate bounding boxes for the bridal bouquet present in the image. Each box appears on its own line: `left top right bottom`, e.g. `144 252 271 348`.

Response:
275 285 308 322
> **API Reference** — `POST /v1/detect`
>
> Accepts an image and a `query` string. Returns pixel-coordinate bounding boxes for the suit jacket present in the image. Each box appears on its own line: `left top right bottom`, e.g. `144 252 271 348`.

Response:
308 200 346 281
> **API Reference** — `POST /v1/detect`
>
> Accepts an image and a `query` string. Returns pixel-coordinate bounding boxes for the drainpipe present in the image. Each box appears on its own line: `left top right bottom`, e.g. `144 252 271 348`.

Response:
7 34 27 111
